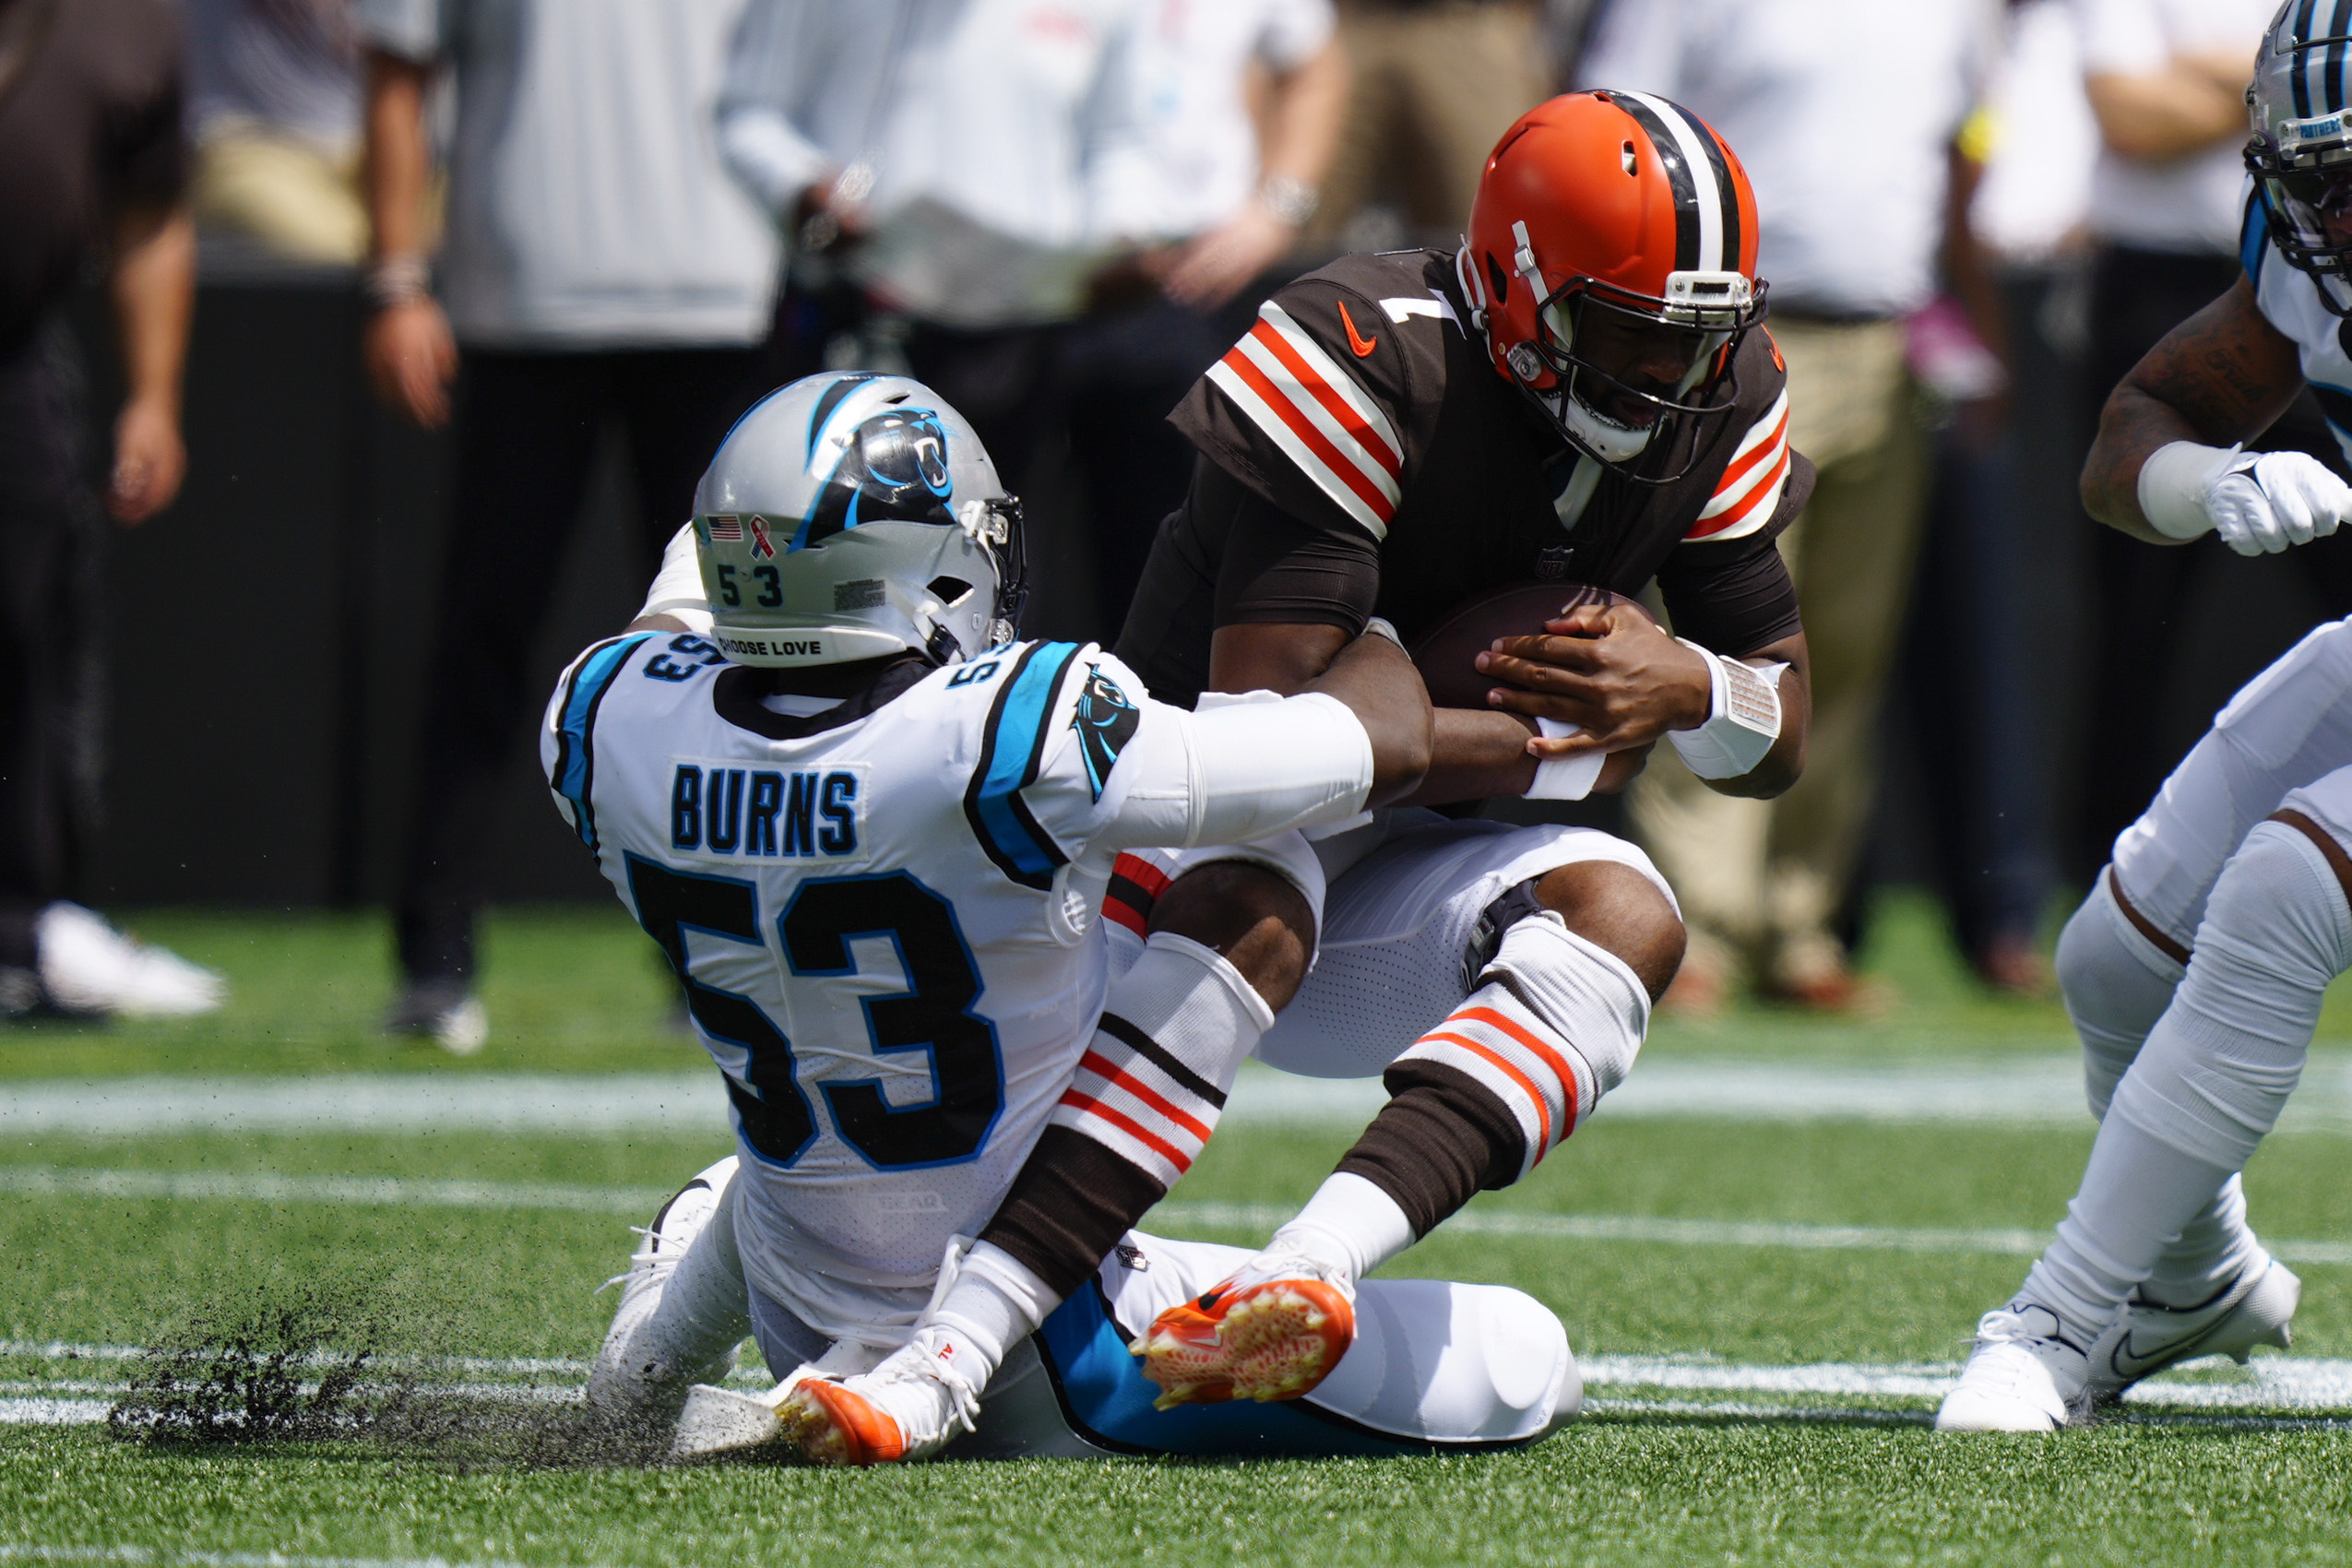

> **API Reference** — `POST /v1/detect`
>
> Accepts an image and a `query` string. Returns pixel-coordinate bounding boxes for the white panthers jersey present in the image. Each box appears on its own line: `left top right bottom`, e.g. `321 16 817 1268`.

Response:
541 632 1235 1307
2246 192 2352 462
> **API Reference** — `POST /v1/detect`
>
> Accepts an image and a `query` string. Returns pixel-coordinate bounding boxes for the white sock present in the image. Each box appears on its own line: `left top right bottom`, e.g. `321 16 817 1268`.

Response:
2021 1111 2237 1346
1264 1171 1419 1288
919 1238 1059 1392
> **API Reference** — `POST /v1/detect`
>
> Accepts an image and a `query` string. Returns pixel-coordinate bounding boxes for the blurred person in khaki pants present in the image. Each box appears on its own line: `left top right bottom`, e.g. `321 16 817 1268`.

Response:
0 0 224 1017
1580 0 1998 1010
1311 0 1551 246
360 0 778 1053
185 0 369 264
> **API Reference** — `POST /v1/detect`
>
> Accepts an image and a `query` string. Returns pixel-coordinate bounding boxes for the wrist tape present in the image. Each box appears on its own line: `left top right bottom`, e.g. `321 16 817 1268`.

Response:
2137 440 2256 541
1665 639 1785 779
1526 718 1605 801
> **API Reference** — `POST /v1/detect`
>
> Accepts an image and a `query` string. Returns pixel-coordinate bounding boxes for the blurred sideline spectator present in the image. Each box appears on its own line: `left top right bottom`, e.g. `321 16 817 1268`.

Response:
1889 0 2097 997
1311 0 1551 249
1583 0 1998 1012
1070 0 1348 624
0 0 223 1017
716 0 1147 547
360 0 778 1054
186 0 369 265
2066 0 2349 882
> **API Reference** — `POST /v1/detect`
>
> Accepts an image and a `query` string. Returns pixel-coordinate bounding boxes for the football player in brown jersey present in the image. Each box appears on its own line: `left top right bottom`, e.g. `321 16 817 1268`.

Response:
1097 90 1819 1408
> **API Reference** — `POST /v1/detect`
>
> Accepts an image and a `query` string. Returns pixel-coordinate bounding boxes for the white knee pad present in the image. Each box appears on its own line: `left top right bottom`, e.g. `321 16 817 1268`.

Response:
2056 872 2185 1119
1394 912 1650 1176
1483 914 1650 1104
2108 819 2352 1170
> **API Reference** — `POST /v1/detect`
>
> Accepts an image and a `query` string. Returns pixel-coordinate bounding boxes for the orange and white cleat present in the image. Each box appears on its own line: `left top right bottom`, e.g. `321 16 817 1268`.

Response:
776 1324 983 1467
1132 1259 1356 1409
777 1377 909 1466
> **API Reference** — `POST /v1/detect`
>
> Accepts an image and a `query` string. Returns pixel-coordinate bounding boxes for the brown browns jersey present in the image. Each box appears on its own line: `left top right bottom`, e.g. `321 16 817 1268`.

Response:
1114 248 1812 707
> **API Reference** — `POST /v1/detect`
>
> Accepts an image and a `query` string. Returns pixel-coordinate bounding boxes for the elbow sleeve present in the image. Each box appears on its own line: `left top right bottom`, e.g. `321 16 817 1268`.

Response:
1182 691 1373 846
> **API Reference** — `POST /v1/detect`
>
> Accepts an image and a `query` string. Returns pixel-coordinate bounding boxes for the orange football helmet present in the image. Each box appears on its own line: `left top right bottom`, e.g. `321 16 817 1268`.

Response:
1460 90 1766 481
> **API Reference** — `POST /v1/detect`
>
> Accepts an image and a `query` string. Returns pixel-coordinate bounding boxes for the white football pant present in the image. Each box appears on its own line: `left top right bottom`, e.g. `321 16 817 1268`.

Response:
595 1155 1580 1457
2029 616 2352 1333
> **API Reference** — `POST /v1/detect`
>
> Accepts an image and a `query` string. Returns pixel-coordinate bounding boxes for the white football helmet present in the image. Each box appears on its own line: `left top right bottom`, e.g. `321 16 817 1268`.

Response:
693 373 1026 668
2249 0 2352 314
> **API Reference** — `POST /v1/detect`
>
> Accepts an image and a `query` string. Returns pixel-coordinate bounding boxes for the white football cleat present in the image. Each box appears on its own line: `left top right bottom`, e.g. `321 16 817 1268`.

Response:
2085 1256 2300 1404
772 1324 984 1466
671 1382 790 1459
37 902 224 1017
1934 1302 2095 1433
385 978 486 1055
586 1166 739 1424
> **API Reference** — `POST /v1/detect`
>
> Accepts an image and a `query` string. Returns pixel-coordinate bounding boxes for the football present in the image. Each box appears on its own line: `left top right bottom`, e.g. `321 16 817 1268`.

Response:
1407 580 1657 711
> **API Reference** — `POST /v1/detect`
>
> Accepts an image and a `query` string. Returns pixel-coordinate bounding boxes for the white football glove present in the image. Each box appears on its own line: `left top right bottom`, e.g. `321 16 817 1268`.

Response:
2138 441 2351 556
2211 452 2351 554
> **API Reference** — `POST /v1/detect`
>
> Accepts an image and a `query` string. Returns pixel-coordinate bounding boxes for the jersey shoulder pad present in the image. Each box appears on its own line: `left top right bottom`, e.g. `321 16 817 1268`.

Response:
544 632 659 851
1681 331 1800 547
959 640 1094 890
1176 252 1454 542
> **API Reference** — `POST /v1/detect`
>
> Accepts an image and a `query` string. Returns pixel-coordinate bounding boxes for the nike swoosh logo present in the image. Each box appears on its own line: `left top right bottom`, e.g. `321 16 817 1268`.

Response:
1337 300 1378 358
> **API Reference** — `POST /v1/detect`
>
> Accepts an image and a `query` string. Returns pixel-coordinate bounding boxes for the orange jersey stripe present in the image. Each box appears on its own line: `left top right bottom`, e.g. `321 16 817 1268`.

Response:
1219 346 1398 525
1246 321 1404 476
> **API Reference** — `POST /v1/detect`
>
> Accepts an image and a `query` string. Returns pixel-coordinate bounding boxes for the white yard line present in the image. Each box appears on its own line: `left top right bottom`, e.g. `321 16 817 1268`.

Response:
12 1166 2352 1265
13 1348 2352 1427
12 1057 2352 1133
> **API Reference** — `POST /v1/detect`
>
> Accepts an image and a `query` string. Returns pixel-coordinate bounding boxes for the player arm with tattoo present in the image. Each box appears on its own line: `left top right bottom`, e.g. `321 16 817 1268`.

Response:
2081 276 2349 554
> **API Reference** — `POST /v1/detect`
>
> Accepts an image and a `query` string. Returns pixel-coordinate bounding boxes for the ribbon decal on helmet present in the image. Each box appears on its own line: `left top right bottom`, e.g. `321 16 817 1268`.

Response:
748 517 778 559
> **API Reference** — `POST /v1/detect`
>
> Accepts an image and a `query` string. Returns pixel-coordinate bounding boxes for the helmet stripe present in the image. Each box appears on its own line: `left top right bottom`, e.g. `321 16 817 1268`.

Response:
2323 0 2342 113
804 372 880 459
1613 91 1704 271
2296 0 2319 118
1669 101 1741 273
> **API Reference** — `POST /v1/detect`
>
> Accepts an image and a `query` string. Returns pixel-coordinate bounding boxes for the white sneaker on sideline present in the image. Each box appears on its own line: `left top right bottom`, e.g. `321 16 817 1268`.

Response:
36 903 224 1017
1934 1302 2095 1433
2085 1256 2300 1403
385 978 487 1055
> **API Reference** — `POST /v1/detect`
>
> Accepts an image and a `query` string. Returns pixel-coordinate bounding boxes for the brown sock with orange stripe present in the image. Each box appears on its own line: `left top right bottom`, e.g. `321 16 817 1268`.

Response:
1323 914 1650 1250
981 931 1273 1298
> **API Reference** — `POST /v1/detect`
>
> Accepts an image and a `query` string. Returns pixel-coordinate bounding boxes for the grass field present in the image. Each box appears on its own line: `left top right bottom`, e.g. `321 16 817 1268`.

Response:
11 897 2352 1564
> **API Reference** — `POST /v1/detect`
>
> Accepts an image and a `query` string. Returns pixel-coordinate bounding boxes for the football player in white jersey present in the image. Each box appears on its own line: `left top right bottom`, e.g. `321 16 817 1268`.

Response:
1936 1 2352 1431
547 372 1583 1463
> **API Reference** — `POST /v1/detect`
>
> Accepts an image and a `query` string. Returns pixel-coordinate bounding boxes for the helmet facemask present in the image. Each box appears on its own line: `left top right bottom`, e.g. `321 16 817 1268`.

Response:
1503 273 1764 482
2252 154 2352 315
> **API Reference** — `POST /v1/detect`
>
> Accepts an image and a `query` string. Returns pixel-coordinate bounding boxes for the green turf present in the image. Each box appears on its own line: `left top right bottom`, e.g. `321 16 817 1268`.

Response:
12 901 2352 1564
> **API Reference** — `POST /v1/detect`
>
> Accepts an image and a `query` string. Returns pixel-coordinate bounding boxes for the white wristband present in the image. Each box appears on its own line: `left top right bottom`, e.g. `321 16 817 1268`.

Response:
1665 640 1786 780
638 522 714 636
2137 440 2253 541
1526 717 1606 801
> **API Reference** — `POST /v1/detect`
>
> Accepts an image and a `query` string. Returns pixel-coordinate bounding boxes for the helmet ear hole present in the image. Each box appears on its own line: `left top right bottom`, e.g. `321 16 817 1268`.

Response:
1485 252 1512 307
1620 140 1637 176
927 576 975 606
